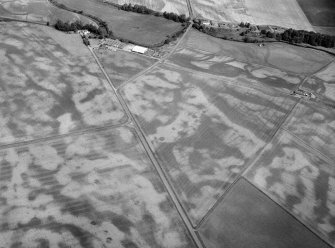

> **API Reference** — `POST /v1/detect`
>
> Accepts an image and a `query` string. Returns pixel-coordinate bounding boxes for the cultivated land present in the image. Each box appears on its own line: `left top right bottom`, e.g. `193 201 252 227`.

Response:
191 0 314 30
199 179 331 248
182 30 334 75
120 26 335 246
302 62 335 103
102 0 189 16
296 0 335 27
0 0 94 25
0 127 194 248
0 22 126 144
246 128 335 244
1 0 335 247
56 0 184 46
0 22 195 248
168 46 304 93
95 49 156 88
282 101 335 163
120 62 299 224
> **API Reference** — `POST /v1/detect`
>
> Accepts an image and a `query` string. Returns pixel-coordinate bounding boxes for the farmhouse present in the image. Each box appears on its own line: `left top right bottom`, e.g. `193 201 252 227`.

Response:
132 46 148 54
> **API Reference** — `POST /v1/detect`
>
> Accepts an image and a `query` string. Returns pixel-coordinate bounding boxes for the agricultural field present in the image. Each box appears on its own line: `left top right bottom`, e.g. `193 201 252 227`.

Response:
199 179 331 248
182 30 334 75
302 62 335 102
296 0 335 28
101 0 189 16
283 101 335 162
1 0 335 246
120 63 298 224
56 0 184 46
168 46 303 93
191 0 313 30
95 49 156 88
0 22 126 144
0 0 94 25
0 127 195 248
245 129 335 246
313 26 335 36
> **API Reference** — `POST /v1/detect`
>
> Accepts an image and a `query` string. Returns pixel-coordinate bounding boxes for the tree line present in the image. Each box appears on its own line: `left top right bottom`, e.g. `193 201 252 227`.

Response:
49 0 110 35
119 3 190 23
275 29 335 48
192 20 335 48
54 20 110 38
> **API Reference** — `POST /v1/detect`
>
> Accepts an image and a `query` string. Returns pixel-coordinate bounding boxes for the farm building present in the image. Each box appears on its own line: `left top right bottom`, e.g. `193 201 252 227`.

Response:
132 46 148 54
202 20 211 26
78 30 90 37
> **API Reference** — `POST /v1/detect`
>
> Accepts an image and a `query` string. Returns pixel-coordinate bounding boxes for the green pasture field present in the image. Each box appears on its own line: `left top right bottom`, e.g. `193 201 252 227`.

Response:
57 0 184 46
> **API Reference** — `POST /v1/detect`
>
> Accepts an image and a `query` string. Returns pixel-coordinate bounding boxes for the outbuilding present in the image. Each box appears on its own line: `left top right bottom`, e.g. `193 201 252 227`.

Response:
131 46 148 54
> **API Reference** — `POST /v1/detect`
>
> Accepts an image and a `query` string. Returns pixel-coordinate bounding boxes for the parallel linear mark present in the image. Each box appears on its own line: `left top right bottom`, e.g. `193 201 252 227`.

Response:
88 37 204 248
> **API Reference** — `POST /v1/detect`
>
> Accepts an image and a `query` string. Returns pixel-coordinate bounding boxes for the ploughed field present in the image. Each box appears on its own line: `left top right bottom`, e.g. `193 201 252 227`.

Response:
56 0 184 46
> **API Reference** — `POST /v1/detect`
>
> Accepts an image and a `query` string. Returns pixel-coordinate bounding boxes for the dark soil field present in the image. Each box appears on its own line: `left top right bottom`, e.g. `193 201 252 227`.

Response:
296 0 335 27
57 0 184 46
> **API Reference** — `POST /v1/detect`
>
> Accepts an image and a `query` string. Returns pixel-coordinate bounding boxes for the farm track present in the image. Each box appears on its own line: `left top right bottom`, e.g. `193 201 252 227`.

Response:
186 0 194 19
299 58 335 89
117 24 193 90
280 126 335 165
242 175 335 248
1 10 334 246
0 18 202 247
163 60 295 96
100 19 335 247
88 26 204 247
0 15 45 25
0 121 129 152
196 97 301 229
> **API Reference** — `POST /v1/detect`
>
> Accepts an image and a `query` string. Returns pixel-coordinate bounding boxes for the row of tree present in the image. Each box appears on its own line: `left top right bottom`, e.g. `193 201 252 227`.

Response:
54 20 110 37
119 3 190 23
193 21 335 48
275 29 335 48
49 0 110 35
